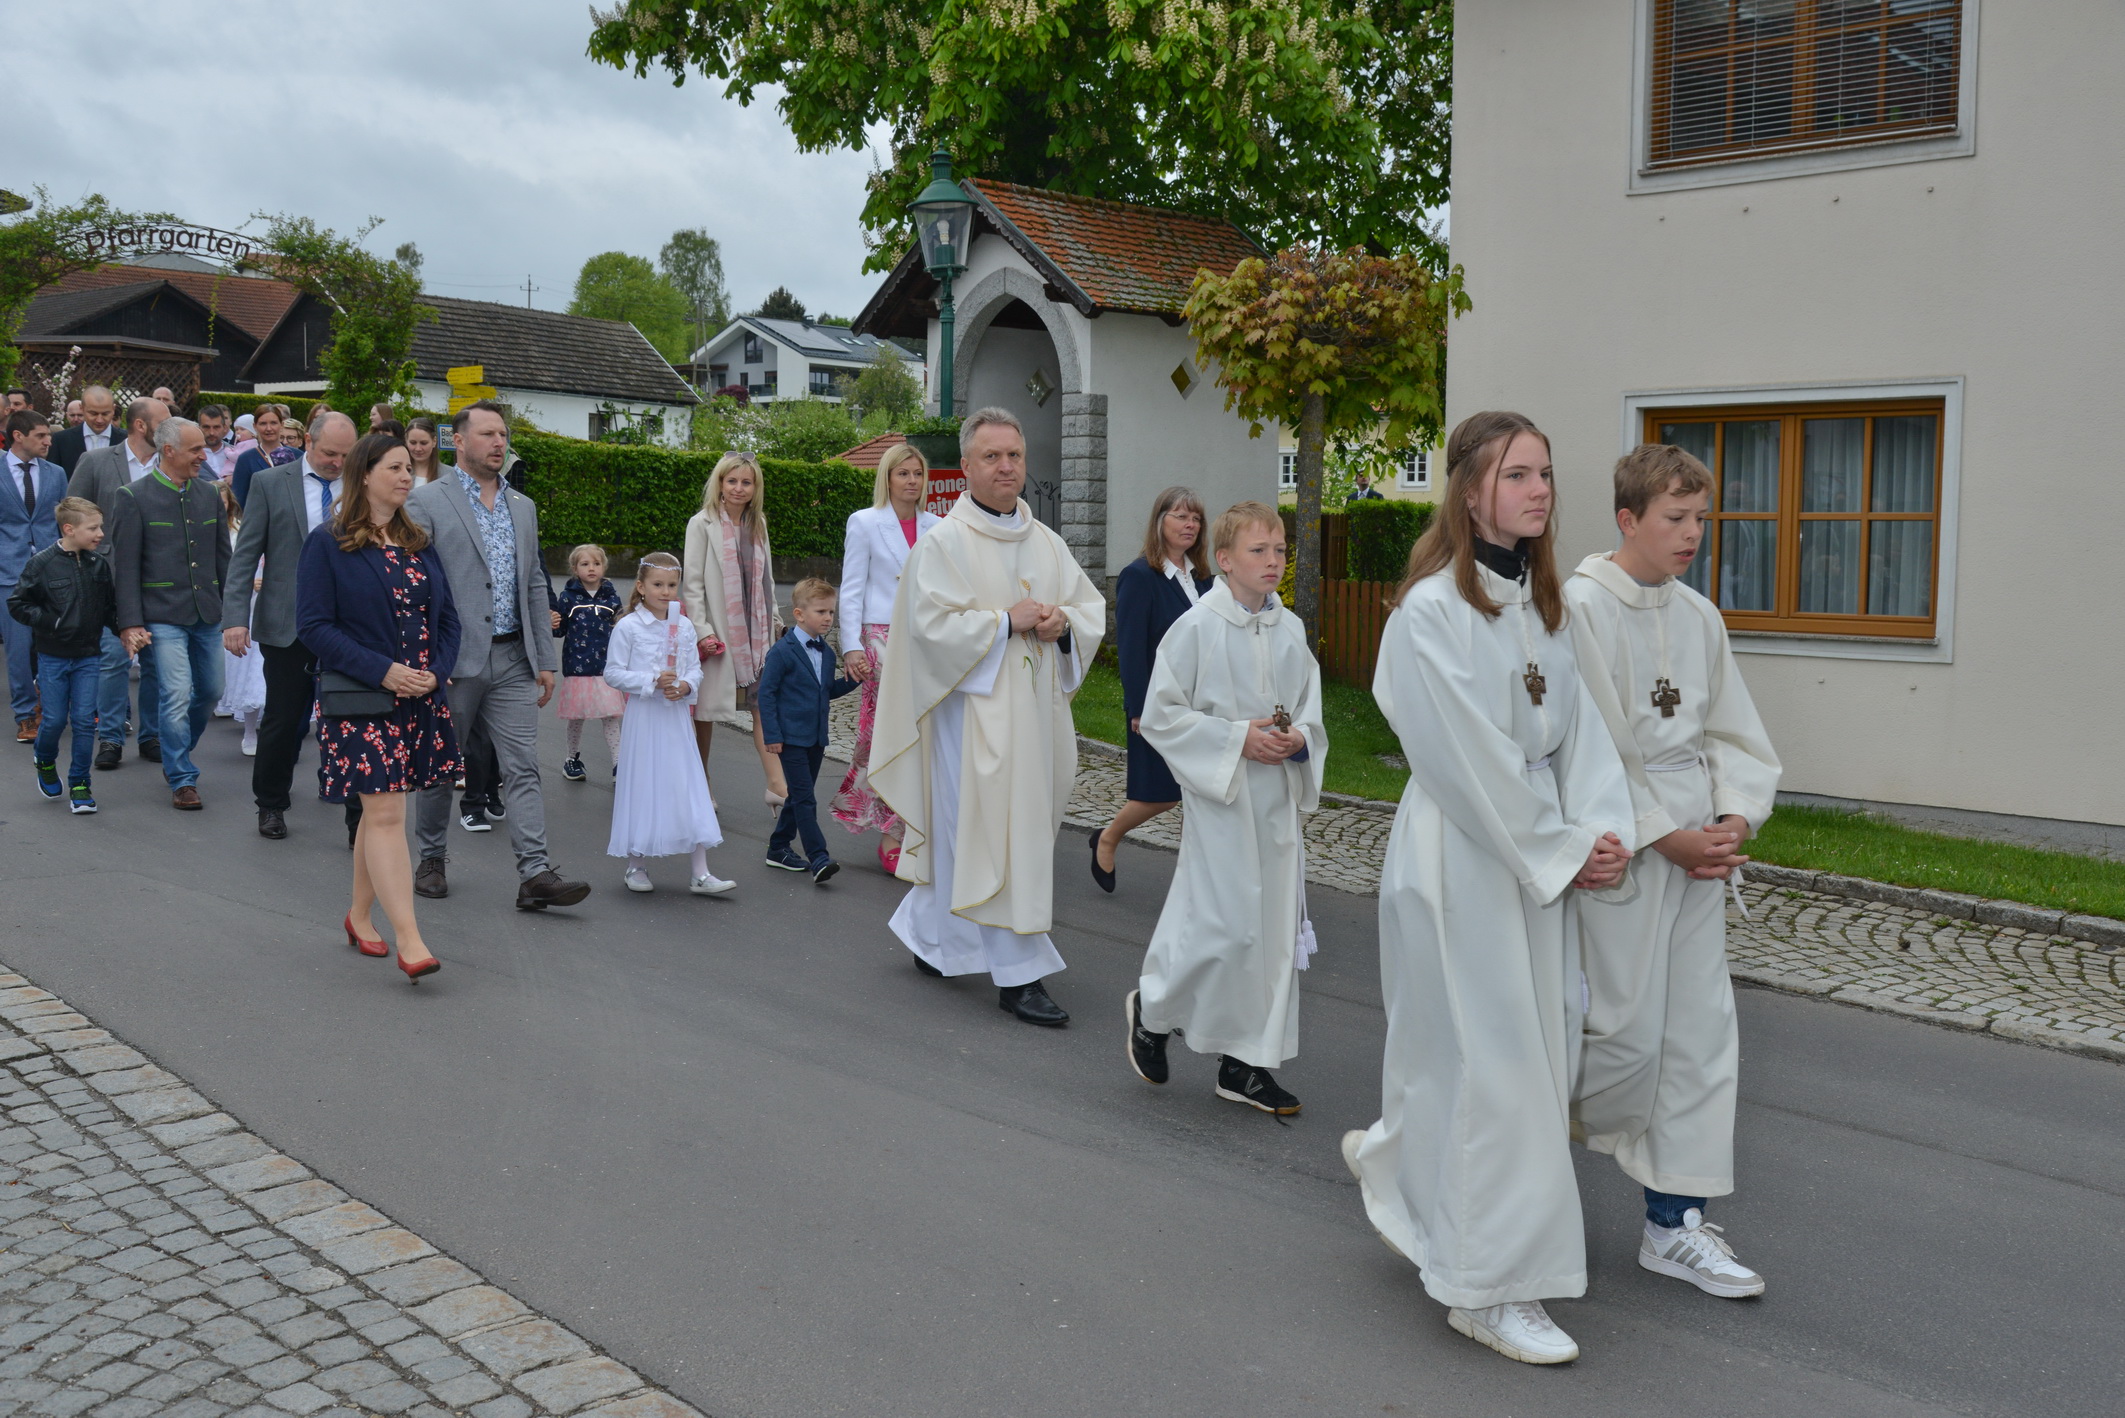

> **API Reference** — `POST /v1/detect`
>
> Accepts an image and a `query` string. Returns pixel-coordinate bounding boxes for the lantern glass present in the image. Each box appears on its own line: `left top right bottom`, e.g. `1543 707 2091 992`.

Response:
910 150 975 276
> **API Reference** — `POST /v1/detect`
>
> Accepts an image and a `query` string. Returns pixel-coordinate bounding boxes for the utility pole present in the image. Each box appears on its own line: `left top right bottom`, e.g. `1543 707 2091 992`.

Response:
521 275 539 308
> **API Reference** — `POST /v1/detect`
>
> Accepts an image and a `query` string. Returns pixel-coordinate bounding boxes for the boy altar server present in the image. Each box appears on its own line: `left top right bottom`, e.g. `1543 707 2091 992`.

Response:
1566 443 1781 1300
1127 502 1324 1115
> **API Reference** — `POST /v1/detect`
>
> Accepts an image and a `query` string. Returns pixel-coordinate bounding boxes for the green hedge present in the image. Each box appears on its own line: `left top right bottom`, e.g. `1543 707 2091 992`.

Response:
1346 499 1436 582
511 432 869 559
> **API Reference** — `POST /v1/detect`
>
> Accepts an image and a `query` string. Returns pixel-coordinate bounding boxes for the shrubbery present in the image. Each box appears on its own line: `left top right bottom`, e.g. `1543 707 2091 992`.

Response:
1344 499 1435 582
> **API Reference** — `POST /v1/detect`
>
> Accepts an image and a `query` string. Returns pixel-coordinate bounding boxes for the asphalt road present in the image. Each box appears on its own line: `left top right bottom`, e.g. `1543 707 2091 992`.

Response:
0 705 2118 1418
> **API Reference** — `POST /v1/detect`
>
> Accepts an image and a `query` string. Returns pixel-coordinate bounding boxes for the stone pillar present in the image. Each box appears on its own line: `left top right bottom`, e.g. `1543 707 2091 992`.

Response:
1060 392 1108 580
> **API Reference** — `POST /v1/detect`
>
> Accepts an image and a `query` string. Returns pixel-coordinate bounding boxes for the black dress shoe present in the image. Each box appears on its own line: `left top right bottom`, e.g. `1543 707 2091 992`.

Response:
1126 989 1169 1084
139 740 162 764
913 954 944 977
1000 979 1069 1026
414 856 448 899
94 743 121 772
1089 830 1116 893
517 869 591 910
257 809 287 840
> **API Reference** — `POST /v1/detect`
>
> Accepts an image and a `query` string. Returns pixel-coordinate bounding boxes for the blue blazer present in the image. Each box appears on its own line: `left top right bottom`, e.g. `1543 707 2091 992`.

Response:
295 525 461 694
1114 556 1213 721
755 627 858 748
0 457 64 587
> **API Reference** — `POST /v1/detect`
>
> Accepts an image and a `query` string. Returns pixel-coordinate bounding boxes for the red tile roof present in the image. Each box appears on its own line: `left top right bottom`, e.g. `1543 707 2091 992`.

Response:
50 264 300 342
964 181 1261 315
835 432 908 470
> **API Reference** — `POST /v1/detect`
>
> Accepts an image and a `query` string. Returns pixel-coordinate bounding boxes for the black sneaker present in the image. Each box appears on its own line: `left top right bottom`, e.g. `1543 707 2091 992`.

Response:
561 755 586 782
1125 989 1169 1085
484 800 508 822
94 742 121 772
139 739 161 764
459 809 492 833
1216 1057 1300 1115
764 848 808 872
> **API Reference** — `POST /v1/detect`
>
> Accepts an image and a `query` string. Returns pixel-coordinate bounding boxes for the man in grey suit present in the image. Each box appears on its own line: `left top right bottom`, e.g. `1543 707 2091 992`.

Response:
68 396 167 769
224 411 358 840
407 401 589 910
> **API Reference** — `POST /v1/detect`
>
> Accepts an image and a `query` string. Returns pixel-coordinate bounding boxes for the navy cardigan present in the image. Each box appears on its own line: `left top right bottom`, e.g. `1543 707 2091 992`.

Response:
295 525 462 693
1114 556 1214 721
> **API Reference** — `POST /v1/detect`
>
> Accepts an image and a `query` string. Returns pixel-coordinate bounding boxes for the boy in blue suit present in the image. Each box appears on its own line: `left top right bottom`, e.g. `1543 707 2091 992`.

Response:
757 578 860 884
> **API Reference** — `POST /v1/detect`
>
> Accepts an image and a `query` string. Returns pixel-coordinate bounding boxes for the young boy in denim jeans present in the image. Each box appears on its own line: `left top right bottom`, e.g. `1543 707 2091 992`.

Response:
757 578 860 884
8 497 119 813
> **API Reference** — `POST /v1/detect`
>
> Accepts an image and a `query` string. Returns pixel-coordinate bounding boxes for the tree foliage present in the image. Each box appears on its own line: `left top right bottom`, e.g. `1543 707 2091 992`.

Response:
586 0 1451 269
0 190 173 387
658 227 730 355
569 251 694 362
751 286 807 321
253 214 436 417
1186 245 1466 637
848 343 922 425
693 393 861 463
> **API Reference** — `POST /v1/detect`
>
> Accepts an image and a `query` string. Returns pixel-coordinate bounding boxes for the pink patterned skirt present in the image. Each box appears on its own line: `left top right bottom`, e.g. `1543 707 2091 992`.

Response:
831 623 900 836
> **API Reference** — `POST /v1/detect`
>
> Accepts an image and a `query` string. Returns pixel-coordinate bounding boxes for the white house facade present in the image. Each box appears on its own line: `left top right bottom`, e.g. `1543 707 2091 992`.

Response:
1449 0 2122 829
856 180 1274 580
688 316 924 404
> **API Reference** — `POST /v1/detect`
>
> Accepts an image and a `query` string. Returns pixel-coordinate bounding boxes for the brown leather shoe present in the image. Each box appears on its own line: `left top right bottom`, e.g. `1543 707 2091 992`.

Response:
172 786 203 810
14 716 36 743
413 855 448 899
515 869 591 910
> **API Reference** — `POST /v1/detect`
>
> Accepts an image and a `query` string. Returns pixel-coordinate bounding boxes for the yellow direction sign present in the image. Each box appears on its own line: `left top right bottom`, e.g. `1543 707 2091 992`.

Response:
446 365 498 414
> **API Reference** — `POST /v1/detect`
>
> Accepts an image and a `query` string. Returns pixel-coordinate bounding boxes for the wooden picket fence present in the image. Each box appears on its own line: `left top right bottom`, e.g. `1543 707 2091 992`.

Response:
1318 577 1396 688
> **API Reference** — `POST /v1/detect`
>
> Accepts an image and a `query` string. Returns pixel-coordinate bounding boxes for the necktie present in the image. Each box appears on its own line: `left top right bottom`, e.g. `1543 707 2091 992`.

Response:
16 461 32 509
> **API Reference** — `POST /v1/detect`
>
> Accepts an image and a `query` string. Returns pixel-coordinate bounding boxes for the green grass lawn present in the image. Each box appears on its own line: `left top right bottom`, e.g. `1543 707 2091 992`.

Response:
1073 662 1411 802
1747 805 2125 920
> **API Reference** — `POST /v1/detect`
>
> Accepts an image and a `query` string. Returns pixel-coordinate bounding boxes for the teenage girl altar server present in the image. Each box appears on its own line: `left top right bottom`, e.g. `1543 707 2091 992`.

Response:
1341 411 1635 1367
604 552 735 897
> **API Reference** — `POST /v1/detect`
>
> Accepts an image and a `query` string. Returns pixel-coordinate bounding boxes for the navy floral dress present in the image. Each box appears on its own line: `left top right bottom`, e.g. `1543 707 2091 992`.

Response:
318 547 462 802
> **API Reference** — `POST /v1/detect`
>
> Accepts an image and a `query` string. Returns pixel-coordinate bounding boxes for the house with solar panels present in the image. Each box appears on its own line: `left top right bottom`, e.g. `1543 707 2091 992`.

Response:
687 317 924 405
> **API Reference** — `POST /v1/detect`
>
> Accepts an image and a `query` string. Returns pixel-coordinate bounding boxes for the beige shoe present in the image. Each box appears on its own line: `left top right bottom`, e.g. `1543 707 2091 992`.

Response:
1448 1301 1580 1365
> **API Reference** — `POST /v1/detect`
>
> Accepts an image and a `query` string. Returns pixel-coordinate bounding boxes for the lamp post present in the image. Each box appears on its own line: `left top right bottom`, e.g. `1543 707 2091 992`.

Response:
909 149 975 420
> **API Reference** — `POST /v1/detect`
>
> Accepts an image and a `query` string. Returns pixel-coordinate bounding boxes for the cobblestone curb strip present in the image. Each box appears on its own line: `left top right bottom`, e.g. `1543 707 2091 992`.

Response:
0 966 705 1418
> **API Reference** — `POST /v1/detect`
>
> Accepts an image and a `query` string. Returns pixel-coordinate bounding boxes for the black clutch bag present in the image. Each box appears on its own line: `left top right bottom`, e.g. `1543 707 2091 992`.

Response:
317 669 397 717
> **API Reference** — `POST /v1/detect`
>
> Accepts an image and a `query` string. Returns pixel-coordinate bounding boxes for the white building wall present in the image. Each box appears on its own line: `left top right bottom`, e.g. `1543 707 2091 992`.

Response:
963 325 1065 523
1449 0 2125 825
413 382 691 448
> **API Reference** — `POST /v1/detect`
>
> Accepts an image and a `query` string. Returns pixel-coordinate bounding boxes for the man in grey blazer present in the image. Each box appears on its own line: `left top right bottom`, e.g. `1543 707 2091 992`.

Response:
67 396 168 769
223 412 358 840
406 401 590 910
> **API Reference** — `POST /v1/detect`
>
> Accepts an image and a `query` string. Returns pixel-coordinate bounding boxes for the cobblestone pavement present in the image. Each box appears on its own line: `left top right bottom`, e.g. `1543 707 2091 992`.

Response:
770 702 2125 1061
0 969 703 1418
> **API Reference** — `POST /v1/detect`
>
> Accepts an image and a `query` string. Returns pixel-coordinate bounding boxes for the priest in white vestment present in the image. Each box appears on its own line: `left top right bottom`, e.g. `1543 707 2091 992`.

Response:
868 407 1105 1025
1130 504 1324 1115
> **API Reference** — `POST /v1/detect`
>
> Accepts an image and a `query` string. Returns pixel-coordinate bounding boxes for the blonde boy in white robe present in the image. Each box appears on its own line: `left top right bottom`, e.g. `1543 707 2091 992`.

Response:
1566 443 1782 1301
1128 503 1325 1115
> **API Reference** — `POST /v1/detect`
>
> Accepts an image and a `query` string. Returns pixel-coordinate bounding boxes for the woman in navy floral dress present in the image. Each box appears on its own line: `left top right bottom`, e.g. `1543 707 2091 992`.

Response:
296 433 462 982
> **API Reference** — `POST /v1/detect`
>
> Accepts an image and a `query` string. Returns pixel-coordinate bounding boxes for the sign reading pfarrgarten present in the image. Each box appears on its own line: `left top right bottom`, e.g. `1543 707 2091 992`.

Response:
78 223 254 264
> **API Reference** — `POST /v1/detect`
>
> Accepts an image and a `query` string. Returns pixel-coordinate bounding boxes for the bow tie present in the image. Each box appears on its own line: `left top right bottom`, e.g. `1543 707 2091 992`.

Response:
803 637 825 652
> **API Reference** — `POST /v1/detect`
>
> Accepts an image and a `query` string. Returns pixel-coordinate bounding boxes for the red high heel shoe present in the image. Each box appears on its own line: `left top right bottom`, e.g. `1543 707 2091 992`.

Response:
343 913 389 958
396 952 441 983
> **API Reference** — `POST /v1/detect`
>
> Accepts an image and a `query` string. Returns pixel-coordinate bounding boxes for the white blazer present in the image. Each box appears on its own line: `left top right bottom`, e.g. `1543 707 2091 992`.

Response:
837 503 941 652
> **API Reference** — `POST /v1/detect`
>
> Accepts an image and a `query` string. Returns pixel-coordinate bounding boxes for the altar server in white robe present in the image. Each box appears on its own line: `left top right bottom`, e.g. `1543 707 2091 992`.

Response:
1566 442 1781 1301
1128 502 1324 1115
1341 412 1636 1367
869 407 1105 1026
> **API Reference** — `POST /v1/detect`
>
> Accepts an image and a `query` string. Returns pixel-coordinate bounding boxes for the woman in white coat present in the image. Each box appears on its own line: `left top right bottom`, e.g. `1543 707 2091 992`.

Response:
681 452 786 807
1342 410 1636 1368
829 443 940 873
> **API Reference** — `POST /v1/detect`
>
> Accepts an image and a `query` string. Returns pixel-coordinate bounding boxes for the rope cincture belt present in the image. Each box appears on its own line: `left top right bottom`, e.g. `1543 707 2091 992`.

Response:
1642 756 1749 919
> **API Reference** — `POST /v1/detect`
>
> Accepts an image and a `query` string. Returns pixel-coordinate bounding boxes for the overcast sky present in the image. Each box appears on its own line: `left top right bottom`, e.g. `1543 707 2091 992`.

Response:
17 0 885 322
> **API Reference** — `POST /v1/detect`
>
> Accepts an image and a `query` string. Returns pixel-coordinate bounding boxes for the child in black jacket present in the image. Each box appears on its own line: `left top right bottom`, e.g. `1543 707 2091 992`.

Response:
756 578 859 882
6 498 118 811
549 544 627 781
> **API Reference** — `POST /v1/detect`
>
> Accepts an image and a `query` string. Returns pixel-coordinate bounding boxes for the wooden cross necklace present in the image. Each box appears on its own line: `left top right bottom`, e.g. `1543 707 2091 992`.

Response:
1651 588 1681 718
1512 597 1548 709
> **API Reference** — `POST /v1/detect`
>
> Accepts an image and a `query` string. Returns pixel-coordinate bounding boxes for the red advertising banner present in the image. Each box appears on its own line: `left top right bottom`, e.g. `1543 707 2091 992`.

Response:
925 467 966 516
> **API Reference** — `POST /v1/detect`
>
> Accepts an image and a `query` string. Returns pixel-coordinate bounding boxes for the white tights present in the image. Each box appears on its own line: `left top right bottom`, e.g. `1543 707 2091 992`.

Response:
630 846 711 878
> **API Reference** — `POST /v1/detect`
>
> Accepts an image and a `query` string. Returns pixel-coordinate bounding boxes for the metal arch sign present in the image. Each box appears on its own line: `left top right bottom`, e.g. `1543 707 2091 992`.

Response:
77 222 254 264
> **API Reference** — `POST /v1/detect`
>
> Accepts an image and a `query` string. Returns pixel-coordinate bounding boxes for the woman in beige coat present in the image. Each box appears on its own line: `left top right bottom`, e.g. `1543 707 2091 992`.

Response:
682 452 787 807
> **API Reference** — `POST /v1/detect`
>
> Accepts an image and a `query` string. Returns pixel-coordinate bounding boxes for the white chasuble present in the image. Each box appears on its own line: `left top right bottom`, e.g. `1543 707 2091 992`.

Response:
1565 554 1782 1197
1136 583 1325 1068
869 495 1105 983
1345 566 1634 1310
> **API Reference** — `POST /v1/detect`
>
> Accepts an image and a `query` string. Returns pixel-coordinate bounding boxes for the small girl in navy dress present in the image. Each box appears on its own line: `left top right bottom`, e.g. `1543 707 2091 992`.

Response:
550 543 625 782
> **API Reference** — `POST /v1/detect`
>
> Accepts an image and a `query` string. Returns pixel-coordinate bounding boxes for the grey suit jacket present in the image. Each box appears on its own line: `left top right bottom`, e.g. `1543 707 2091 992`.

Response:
67 443 141 520
222 463 316 647
406 473 556 680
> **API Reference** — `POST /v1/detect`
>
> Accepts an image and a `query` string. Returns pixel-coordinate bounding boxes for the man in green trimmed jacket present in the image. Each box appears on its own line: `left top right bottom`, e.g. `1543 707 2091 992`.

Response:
108 418 228 809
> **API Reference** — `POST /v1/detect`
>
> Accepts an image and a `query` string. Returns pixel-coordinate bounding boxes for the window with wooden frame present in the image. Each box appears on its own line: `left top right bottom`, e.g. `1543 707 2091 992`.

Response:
1647 1 1963 169
1648 399 1944 637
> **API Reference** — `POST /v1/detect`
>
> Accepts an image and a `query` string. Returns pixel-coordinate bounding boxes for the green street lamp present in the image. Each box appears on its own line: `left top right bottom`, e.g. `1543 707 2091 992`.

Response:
909 149 975 420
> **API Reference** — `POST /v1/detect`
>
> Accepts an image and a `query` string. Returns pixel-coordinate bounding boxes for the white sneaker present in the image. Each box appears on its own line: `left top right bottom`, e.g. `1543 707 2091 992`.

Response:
690 872 736 897
1447 1301 1580 1365
623 867 653 893
1639 1209 1765 1298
